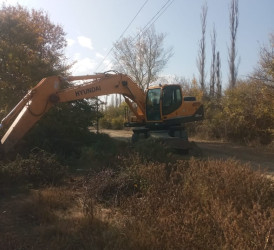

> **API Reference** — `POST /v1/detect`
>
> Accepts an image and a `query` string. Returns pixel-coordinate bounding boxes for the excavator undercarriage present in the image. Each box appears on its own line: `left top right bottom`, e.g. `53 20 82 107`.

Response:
130 126 202 156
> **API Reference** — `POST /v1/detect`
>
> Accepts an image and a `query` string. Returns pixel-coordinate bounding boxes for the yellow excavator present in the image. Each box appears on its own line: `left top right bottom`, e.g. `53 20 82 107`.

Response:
0 71 203 153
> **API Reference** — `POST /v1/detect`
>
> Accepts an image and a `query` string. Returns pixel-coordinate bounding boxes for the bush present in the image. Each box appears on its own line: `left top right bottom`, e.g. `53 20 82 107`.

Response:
83 168 141 207
221 81 274 144
19 101 97 159
190 81 274 144
82 156 274 249
76 133 129 172
100 104 126 130
120 159 274 249
0 149 67 188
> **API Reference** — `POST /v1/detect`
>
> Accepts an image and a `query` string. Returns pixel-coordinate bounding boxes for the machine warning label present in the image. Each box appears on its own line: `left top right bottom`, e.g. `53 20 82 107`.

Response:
75 86 101 97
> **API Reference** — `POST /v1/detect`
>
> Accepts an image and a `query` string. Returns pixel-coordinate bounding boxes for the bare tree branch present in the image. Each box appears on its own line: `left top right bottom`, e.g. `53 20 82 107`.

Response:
252 33 274 87
112 26 173 90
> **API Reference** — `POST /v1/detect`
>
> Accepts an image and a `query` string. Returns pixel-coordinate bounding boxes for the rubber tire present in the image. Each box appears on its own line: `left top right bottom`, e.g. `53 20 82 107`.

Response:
132 133 139 143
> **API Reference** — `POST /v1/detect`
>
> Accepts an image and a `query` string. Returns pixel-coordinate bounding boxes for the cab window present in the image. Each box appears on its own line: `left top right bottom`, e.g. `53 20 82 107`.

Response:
162 86 182 115
146 88 161 121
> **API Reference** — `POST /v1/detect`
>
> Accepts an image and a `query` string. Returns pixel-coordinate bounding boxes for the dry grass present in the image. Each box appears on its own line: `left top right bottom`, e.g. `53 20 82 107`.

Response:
0 143 273 249
84 157 274 249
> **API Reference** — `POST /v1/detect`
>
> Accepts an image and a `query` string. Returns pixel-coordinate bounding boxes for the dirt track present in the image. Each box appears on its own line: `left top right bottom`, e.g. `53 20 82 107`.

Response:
100 129 274 177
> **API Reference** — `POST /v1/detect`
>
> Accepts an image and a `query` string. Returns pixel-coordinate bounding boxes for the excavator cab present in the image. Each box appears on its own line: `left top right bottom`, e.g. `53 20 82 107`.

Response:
146 85 183 122
130 83 204 151
145 84 203 127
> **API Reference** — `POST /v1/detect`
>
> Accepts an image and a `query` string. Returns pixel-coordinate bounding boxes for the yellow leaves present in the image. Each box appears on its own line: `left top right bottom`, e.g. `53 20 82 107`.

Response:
0 4 68 112
37 36 44 45
8 53 13 59
219 81 274 141
191 77 198 87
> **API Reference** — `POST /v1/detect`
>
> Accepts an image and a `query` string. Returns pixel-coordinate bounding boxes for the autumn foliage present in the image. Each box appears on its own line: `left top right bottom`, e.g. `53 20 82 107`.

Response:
192 80 274 144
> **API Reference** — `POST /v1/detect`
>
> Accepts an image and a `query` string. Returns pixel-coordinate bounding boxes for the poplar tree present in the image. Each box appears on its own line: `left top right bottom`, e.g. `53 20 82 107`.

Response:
197 2 208 92
228 0 239 88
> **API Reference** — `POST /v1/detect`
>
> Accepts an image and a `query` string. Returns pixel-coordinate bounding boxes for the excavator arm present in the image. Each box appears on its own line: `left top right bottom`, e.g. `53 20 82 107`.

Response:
0 72 146 153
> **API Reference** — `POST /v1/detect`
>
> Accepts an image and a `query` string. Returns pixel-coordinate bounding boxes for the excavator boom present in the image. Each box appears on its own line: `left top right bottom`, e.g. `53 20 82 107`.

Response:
0 72 145 153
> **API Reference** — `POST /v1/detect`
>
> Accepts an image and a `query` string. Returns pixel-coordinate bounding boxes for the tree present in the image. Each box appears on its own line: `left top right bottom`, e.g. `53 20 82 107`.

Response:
228 0 239 88
0 4 96 155
112 26 173 90
222 80 274 144
216 51 222 98
100 103 127 130
197 2 208 93
253 33 274 86
209 25 216 97
0 4 69 113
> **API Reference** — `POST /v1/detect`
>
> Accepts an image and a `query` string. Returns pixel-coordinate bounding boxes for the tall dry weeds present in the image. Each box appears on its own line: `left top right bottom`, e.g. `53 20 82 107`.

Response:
85 157 273 249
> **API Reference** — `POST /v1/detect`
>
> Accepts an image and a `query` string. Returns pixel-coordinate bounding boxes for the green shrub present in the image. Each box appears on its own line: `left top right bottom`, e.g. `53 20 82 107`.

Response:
221 81 274 144
100 104 126 130
18 100 97 160
77 133 129 172
99 117 112 129
111 117 124 130
0 149 67 187
190 81 274 144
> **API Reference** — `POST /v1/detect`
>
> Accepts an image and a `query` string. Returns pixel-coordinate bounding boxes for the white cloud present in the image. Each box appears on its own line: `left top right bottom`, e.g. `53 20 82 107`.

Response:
0 0 29 5
73 53 81 60
66 38 75 47
95 52 104 59
77 36 93 50
94 53 114 72
70 57 97 75
103 59 113 71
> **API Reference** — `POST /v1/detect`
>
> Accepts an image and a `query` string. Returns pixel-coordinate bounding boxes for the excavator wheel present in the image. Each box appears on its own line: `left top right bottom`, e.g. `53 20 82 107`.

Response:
131 133 139 143
131 128 202 157
132 128 150 143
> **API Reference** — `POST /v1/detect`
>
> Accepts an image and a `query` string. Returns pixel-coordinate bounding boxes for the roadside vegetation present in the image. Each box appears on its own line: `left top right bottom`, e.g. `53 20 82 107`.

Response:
102 78 274 146
0 137 273 249
187 79 274 145
100 103 126 130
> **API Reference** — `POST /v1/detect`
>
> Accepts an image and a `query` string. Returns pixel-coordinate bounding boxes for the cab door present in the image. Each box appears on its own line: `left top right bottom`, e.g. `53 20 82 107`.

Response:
146 88 161 121
162 85 182 117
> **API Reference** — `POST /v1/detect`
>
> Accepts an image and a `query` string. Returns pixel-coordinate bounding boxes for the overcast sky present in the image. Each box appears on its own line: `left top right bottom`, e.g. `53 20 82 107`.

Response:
1 0 273 88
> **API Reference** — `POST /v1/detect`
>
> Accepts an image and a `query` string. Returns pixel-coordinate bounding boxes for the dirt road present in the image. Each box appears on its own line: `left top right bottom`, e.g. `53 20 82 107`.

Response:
100 129 274 177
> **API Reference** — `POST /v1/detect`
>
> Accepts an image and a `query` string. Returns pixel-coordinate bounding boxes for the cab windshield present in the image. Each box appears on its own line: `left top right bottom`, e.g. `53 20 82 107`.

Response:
162 85 182 115
146 88 161 121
